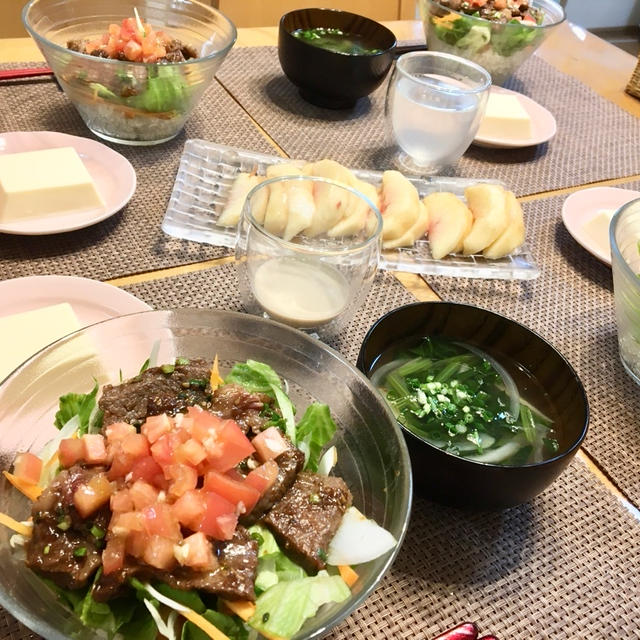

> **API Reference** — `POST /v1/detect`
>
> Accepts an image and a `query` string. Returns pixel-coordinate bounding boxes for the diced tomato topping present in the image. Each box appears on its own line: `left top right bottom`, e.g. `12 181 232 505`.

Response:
203 470 261 514
110 489 134 513
129 456 165 489
13 452 43 485
102 537 126 575
82 434 108 465
73 473 114 518
172 489 206 530
165 464 198 498
121 433 150 459
252 427 289 462
58 438 85 468
197 491 237 540
187 406 225 442
129 479 159 510
142 414 173 444
143 535 177 570
110 511 145 537
204 420 255 472
245 460 279 495
123 39 143 61
105 422 136 444
175 438 207 466
175 532 216 570
142 503 181 541
106 446 135 480
125 530 147 558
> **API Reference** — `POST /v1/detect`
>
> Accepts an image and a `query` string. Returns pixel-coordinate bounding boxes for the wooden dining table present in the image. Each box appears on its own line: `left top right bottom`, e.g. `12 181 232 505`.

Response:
1 17 640 640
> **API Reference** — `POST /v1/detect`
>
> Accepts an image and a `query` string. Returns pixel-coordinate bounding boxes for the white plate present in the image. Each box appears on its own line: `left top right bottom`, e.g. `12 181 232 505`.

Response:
0 131 136 235
473 86 557 149
561 186 640 265
0 275 151 325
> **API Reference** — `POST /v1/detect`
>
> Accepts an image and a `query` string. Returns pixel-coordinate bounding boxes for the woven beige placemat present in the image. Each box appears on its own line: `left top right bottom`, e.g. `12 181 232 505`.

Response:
0 67 274 281
215 47 640 196
428 186 640 508
1 266 639 638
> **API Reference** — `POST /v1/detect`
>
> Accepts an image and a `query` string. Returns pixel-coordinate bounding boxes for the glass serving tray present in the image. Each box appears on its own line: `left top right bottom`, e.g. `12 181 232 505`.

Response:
163 140 540 280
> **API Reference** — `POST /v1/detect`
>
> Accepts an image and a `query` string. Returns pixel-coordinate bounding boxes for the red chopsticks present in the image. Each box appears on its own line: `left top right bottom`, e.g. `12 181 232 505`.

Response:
0 66 54 80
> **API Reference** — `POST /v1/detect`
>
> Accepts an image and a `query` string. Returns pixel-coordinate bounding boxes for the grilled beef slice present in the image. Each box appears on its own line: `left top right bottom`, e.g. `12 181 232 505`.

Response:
99 359 213 427
100 358 274 434
241 447 306 526
93 526 258 602
26 466 109 590
263 472 352 574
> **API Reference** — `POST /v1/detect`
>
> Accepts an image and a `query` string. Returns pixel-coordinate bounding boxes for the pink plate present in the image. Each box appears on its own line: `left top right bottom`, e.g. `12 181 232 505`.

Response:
473 86 557 149
0 131 136 235
0 275 151 326
561 186 640 266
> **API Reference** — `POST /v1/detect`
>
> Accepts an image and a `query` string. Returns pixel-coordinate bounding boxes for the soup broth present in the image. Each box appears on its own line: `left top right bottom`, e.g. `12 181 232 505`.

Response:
371 336 561 466
292 27 381 55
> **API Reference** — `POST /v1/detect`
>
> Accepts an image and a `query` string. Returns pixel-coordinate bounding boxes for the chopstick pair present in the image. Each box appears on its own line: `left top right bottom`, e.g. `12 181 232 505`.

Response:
0 67 54 81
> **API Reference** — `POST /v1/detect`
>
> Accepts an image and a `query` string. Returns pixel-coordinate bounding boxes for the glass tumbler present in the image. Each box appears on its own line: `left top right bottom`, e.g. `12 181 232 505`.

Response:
385 51 491 175
236 175 382 340
610 197 640 385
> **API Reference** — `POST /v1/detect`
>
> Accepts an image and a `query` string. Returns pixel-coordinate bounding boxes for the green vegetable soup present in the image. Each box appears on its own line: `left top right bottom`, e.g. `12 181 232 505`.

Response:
291 27 381 55
371 336 560 466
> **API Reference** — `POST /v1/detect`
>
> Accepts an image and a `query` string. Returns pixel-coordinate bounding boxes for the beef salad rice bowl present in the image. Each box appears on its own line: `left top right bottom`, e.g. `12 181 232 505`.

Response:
3 356 400 640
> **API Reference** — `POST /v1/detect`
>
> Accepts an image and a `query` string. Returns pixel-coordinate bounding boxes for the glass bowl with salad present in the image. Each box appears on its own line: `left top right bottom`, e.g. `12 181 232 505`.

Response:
419 0 565 86
358 301 588 509
0 309 411 640
22 0 236 145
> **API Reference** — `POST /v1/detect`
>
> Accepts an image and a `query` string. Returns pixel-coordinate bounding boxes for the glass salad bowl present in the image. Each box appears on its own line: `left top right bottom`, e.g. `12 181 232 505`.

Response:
0 309 411 639
22 0 237 145
419 0 565 86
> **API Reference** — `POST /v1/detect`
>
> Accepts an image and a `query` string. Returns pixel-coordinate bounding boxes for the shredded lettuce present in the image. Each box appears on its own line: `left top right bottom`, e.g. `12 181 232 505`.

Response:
296 404 338 472
456 24 491 51
53 381 102 435
248 571 350 639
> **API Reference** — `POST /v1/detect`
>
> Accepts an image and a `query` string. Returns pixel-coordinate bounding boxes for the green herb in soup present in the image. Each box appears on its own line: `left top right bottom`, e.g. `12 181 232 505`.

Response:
372 337 559 466
291 27 381 55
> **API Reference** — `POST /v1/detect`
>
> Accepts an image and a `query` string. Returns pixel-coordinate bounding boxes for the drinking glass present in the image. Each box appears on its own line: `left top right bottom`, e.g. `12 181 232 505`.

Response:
385 51 491 175
236 175 382 340
610 197 640 385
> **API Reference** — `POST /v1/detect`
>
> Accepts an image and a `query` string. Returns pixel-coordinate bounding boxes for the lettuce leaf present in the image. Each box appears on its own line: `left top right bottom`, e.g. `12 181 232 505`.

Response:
54 381 102 434
295 404 337 472
433 16 473 45
225 360 283 396
248 572 350 639
153 582 206 614
181 609 248 640
128 66 190 113
491 21 542 56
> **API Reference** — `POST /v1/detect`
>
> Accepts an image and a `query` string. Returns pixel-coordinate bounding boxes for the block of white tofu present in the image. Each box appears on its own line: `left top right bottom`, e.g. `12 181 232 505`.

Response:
0 303 83 381
476 93 532 140
0 147 104 223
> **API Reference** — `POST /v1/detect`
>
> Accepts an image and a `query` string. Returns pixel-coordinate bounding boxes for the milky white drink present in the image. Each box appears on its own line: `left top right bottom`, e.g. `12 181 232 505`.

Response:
391 74 479 169
251 257 350 328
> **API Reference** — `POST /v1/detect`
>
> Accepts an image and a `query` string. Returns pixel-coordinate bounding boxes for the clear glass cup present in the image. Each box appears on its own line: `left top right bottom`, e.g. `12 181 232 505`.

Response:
385 51 491 175
236 175 382 339
610 197 640 385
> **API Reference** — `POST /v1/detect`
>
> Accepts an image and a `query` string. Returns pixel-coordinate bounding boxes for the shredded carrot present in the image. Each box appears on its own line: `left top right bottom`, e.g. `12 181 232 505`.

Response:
338 564 359 587
0 512 32 537
181 609 231 640
221 599 256 621
209 354 224 391
3 471 42 501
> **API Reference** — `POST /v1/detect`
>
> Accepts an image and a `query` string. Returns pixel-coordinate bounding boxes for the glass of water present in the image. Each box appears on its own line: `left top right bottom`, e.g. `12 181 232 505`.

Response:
386 51 491 175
